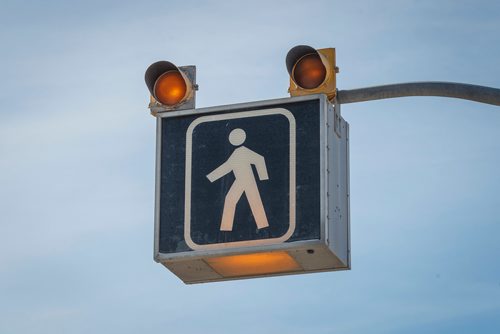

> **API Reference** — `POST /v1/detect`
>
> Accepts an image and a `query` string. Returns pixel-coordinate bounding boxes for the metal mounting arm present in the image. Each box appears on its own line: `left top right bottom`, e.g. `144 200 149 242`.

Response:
336 82 500 106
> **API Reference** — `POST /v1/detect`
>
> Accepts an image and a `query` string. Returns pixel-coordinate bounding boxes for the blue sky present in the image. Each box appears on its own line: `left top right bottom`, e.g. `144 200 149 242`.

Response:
1 0 499 333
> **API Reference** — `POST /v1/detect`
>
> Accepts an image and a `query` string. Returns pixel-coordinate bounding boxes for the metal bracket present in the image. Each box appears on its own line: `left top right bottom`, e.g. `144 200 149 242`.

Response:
333 101 342 138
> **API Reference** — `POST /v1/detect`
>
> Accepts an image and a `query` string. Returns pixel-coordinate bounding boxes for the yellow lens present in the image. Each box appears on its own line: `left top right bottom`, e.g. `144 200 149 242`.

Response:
293 53 326 89
205 251 302 278
154 71 187 106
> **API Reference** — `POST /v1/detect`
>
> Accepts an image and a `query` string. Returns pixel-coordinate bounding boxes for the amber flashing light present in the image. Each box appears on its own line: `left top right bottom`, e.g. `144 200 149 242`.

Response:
205 251 302 278
154 71 187 106
292 53 327 89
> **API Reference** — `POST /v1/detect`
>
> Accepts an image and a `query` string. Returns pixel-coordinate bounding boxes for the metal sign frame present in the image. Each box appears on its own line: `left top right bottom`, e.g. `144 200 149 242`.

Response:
153 94 350 282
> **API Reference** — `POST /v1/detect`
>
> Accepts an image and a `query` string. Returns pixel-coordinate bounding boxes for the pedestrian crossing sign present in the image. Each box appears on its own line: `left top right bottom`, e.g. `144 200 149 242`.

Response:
154 95 350 283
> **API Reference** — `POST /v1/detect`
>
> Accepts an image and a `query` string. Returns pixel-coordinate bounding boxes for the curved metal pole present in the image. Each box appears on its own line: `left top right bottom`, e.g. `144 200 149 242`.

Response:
336 82 500 106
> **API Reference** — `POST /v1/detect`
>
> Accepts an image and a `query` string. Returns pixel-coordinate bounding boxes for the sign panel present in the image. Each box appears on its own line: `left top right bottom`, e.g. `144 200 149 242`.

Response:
154 95 350 283
157 97 323 255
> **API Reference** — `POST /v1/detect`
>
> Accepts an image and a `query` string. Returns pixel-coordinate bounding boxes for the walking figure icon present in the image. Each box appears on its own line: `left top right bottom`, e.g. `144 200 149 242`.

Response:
206 128 270 231
183 107 296 251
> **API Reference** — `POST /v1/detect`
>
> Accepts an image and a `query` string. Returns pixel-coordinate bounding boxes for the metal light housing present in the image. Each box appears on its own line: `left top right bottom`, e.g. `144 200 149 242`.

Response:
145 61 197 113
286 45 338 100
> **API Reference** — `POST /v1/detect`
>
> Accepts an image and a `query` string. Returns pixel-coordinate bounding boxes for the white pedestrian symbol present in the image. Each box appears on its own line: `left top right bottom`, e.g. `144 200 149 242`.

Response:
206 128 270 232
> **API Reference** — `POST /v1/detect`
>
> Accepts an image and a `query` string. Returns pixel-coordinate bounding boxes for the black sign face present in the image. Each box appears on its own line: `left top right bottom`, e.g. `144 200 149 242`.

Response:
158 98 322 254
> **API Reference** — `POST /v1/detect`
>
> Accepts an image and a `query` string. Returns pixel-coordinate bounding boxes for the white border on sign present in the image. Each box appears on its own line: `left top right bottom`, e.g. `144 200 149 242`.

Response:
184 108 296 251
